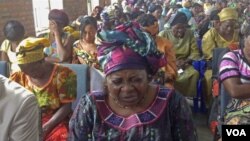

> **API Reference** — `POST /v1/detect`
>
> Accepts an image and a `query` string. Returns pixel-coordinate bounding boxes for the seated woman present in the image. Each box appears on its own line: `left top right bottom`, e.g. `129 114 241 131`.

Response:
72 16 100 69
202 7 239 107
137 13 177 87
219 26 250 125
10 37 76 141
202 7 239 62
42 9 74 63
216 24 250 141
159 12 200 97
68 22 197 140
148 3 165 32
0 20 25 74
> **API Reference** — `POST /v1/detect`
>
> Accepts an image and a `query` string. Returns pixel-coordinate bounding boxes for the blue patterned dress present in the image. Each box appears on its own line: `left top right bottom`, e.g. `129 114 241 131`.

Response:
69 86 197 141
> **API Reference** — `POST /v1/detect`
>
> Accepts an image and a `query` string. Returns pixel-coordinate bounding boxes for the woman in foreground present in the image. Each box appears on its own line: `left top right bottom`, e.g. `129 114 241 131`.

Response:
68 22 197 141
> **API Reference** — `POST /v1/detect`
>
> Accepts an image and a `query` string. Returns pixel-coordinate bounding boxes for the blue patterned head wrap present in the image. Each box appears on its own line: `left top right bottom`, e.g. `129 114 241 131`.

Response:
96 22 166 75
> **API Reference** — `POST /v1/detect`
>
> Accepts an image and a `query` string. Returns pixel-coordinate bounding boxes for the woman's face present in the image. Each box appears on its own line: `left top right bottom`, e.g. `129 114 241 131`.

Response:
49 20 64 33
152 9 162 19
219 20 236 35
106 69 149 107
172 23 187 38
19 60 44 79
81 24 97 43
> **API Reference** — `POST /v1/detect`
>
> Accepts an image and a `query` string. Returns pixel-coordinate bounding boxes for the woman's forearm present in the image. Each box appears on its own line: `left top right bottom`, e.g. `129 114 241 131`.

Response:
223 78 250 99
54 34 68 62
0 51 9 61
44 103 72 130
54 33 72 62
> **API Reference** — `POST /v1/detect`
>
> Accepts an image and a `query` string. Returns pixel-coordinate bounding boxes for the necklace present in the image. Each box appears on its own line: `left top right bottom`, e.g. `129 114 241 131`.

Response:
110 94 145 109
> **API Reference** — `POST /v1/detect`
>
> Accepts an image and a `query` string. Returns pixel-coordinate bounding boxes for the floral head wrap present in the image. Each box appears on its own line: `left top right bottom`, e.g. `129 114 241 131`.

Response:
96 22 166 75
16 37 50 64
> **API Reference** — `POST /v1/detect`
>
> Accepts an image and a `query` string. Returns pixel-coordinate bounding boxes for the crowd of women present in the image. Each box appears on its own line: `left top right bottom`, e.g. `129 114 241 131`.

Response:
0 0 250 140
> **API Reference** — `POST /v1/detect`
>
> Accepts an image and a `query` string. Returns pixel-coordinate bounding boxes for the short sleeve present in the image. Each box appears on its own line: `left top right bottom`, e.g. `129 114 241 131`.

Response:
56 65 77 103
0 40 10 52
9 72 26 86
219 51 240 82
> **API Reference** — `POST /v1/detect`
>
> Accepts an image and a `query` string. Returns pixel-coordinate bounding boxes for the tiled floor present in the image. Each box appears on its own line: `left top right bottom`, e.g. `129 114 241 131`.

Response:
193 112 213 141
186 97 214 141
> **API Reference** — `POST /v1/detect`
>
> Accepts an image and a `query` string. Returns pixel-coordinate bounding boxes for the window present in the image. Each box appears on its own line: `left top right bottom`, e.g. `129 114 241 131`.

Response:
32 0 63 36
87 0 100 15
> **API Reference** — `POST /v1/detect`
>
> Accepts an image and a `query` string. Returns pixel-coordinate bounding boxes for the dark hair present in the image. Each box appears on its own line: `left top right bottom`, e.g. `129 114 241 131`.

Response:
79 16 97 38
94 6 103 13
192 3 202 8
148 4 162 13
210 10 220 21
92 6 103 20
48 9 69 27
3 20 25 41
170 12 188 27
136 14 157 27
130 11 145 21
176 4 183 9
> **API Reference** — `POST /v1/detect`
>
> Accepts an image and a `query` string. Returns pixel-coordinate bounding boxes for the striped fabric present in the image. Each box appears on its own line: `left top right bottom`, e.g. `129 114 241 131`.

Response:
219 49 250 83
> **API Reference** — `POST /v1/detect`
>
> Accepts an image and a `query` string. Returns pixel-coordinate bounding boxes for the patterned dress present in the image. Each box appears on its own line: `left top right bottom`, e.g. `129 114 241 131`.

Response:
219 49 250 125
10 64 77 141
42 32 72 63
72 40 101 70
69 87 197 141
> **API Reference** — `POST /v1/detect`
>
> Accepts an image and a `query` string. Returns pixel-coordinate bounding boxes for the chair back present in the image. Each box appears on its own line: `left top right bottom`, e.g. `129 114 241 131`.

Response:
211 48 231 136
211 48 229 79
61 64 89 109
89 67 105 92
0 61 9 77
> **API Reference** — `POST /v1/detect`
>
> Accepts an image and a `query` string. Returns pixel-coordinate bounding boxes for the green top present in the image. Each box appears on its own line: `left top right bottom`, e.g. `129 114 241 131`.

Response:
202 28 239 60
159 29 200 60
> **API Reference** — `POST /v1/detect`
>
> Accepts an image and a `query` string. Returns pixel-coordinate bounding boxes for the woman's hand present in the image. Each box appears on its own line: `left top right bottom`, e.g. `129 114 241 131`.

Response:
49 20 60 36
176 59 186 69
42 103 72 139
176 59 192 70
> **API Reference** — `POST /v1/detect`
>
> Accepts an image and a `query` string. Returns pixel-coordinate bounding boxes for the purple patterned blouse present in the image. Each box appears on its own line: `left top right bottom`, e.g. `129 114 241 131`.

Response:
219 49 250 83
68 86 197 141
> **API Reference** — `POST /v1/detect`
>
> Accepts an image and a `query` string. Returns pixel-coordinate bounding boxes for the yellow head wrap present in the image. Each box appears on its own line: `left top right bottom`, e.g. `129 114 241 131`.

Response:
218 7 238 22
16 37 50 64
204 3 212 13
182 1 191 8
64 26 74 33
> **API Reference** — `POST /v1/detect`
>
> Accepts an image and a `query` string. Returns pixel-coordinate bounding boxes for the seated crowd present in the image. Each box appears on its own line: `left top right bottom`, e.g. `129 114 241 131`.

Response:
0 0 250 140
